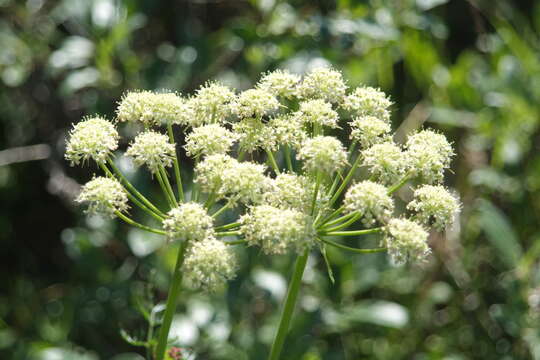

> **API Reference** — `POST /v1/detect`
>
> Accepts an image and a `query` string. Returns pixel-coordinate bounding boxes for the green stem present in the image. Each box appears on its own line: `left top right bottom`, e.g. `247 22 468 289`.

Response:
387 173 413 194
284 145 293 172
266 148 281 174
225 239 247 246
159 166 178 207
316 206 344 228
310 172 322 216
211 199 234 218
319 211 357 230
328 154 362 208
107 157 166 218
323 212 362 232
321 228 382 237
216 231 241 237
318 237 387 254
155 169 176 209
154 242 188 360
267 250 309 360
215 222 241 231
167 122 185 202
114 211 166 235
99 162 164 221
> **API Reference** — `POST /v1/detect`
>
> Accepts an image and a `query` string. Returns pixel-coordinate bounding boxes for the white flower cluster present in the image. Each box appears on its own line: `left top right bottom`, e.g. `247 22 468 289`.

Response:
162 202 214 240
184 124 238 157
343 181 394 226
232 89 279 119
296 99 339 128
362 142 406 185
65 116 118 165
126 131 176 173
405 130 454 184
188 81 236 126
296 67 347 103
240 205 314 254
342 86 392 122
383 218 430 265
297 136 348 174
76 176 128 217
257 69 300 98
350 116 391 148
264 173 314 212
116 91 186 126
407 185 460 230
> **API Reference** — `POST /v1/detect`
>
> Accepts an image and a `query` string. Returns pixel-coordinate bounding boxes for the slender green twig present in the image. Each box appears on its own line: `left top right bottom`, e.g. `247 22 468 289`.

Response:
167 122 185 202
387 173 413 194
154 242 188 360
266 148 281 174
311 171 322 216
114 211 166 235
316 206 345 227
320 227 383 237
155 169 176 209
215 222 241 231
328 154 362 208
99 162 165 221
211 199 234 218
323 212 362 232
284 145 294 172
318 237 387 254
267 249 309 360
106 157 166 217
159 165 178 207
318 211 357 230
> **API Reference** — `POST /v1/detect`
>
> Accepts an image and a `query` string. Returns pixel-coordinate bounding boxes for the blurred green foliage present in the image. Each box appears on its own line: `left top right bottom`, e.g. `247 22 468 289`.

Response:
2 0 540 359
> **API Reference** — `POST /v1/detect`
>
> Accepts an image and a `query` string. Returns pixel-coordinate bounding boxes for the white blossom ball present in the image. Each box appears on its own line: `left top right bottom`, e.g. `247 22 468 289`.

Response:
296 99 339 128
264 173 313 212
407 185 460 230
126 131 176 173
297 136 347 174
343 181 394 226
194 154 238 194
350 116 391 148
362 142 407 185
219 161 270 204
405 129 454 184
342 87 392 122
183 237 236 291
268 114 307 149
239 205 314 254
257 69 300 98
233 117 276 152
189 81 236 125
297 67 347 103
383 218 430 265
116 91 185 126
184 124 238 157
232 88 280 119
76 176 128 217
66 116 119 165
162 202 214 240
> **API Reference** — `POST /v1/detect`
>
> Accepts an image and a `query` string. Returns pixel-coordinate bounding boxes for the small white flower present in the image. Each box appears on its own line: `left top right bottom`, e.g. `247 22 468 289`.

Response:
184 124 238 157
116 91 185 126
194 154 238 194
257 69 300 98
350 116 391 148
65 116 119 165
162 202 214 240
264 173 313 212
126 131 176 173
296 99 339 128
383 218 430 264
189 81 236 126
405 129 454 184
268 114 307 149
297 136 347 174
183 237 236 291
233 117 277 152
407 185 460 230
232 88 280 119
342 87 392 122
76 176 128 217
297 67 347 103
343 181 394 226
239 205 315 254
362 142 406 185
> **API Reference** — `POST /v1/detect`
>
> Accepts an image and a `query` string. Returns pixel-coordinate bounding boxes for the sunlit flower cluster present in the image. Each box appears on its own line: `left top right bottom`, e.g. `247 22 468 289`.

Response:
76 176 128 217
126 131 176 173
162 202 214 240
65 116 118 165
116 91 185 126
342 86 392 122
297 136 348 174
407 185 460 230
257 69 300 99
184 124 238 157
296 66 347 103
343 181 394 226
383 218 430 265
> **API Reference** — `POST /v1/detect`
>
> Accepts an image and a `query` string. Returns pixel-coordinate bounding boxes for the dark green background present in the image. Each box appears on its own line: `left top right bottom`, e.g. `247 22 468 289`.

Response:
1 0 540 359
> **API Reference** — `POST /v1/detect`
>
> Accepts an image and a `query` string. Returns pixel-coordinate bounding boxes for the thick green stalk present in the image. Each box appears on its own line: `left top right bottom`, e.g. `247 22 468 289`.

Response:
154 242 188 360
266 148 281 174
267 250 309 360
166 122 185 202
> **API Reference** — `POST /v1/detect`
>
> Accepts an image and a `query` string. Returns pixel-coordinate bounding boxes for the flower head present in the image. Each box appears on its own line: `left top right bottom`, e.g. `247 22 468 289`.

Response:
296 99 339 128
183 237 236 291
297 136 347 174
194 154 238 194
219 161 269 204
362 142 406 185
65 116 118 165
76 176 128 217
268 114 307 149
405 129 454 184
383 218 430 264
162 202 214 240
116 91 185 126
342 87 392 122
407 185 460 230
233 117 276 152
297 67 347 103
126 131 176 173
240 205 314 254
343 181 394 226
189 82 236 126
350 116 391 148
257 69 300 98
232 88 280 119
264 173 313 212
184 124 238 157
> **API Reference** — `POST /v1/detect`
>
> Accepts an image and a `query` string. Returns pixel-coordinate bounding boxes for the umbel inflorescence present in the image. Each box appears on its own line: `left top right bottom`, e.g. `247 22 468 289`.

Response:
66 66 460 359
